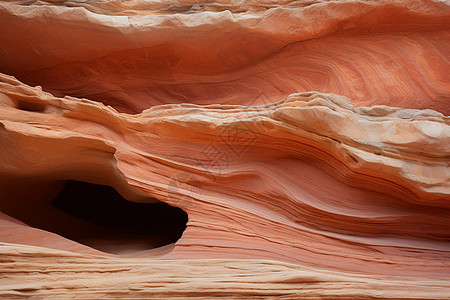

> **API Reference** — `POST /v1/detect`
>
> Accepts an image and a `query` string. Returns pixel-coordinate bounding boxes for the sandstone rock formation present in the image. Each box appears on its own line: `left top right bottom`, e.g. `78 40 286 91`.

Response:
0 0 449 298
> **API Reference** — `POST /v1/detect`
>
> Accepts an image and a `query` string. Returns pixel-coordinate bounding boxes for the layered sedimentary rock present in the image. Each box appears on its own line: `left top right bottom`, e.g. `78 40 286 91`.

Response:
1 0 449 113
0 0 449 299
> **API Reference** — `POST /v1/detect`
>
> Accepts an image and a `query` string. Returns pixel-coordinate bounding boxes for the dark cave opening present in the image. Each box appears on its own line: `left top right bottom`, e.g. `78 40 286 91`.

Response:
48 180 188 254
0 179 188 255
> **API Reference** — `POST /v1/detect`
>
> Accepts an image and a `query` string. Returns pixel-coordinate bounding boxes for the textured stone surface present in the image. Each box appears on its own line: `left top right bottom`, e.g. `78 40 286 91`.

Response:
0 0 449 298
1 0 449 113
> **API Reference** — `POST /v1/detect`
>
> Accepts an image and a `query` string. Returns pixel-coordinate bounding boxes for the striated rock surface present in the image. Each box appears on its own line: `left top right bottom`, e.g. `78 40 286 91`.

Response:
0 0 449 299
1 0 449 113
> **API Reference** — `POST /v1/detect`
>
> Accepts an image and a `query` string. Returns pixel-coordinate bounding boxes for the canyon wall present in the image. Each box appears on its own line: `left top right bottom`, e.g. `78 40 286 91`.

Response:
0 0 449 298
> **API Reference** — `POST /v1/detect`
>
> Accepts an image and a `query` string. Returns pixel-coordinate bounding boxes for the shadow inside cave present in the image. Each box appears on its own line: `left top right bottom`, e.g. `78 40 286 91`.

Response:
51 180 188 254
0 180 188 255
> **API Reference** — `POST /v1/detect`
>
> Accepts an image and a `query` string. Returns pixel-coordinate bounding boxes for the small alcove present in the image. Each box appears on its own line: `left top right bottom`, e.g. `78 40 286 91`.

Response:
0 180 188 255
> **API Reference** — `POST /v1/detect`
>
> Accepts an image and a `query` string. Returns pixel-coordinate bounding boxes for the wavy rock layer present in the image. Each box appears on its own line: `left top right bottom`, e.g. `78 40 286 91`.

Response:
1 72 449 298
2 243 450 299
0 0 449 113
0 0 449 299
